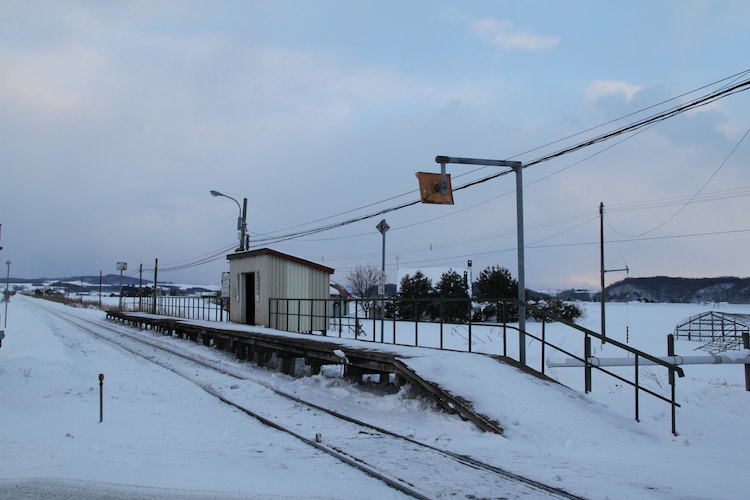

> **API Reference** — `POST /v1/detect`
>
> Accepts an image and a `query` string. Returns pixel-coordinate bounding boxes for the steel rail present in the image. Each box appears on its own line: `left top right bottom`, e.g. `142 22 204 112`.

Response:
34 303 431 499
37 301 582 499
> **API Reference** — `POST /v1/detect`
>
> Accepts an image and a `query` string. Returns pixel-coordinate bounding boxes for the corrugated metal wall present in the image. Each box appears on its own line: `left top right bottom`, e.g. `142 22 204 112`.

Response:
229 252 330 329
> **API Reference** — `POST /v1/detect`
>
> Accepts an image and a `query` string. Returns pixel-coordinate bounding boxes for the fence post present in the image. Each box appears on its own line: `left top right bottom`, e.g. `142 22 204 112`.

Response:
584 335 592 393
541 320 546 375
338 300 343 338
634 354 640 422
297 299 301 333
671 375 677 436
392 300 396 344
309 299 313 334
744 332 749 391
667 333 675 386
414 299 418 345
322 299 328 336
467 299 472 353
439 300 443 350
355 299 359 339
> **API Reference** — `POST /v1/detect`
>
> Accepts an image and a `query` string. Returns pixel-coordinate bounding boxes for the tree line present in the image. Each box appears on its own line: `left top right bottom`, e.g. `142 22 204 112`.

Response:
346 264 583 323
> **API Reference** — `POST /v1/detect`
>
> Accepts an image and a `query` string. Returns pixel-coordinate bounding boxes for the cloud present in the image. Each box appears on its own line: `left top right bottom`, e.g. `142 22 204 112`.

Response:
585 80 643 103
472 18 559 51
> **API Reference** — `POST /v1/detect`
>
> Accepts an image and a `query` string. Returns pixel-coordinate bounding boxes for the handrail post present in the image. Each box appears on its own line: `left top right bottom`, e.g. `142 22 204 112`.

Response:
323 299 328 336
671 373 677 436
634 354 640 422
541 320 546 375
355 299 359 339
667 334 675 386
392 299 396 344
584 335 592 393
414 299 418 345
467 299 472 353
339 299 343 338
502 301 507 357
439 300 443 350
309 298 313 334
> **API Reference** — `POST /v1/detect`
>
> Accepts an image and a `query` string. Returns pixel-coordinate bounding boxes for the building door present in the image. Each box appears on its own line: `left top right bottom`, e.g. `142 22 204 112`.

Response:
244 272 255 325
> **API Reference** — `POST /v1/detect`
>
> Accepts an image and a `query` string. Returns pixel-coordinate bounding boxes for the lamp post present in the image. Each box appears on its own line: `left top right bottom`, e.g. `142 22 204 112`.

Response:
433 156 528 365
4 260 10 328
210 190 248 252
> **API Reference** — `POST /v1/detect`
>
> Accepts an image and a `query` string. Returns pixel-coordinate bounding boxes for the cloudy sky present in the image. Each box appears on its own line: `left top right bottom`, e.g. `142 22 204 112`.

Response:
1 0 749 291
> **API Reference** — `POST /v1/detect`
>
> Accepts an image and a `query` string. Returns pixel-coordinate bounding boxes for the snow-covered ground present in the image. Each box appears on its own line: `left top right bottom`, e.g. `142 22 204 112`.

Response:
1 295 749 499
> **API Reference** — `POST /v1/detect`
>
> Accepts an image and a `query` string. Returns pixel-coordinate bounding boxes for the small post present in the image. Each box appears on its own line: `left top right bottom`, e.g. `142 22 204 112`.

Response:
98 373 104 423
541 320 546 375
584 336 592 393
743 332 750 392
634 354 640 422
152 258 158 315
667 334 675 386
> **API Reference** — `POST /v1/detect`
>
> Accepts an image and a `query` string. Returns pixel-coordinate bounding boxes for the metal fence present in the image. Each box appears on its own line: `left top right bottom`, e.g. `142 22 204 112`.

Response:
269 296 684 435
122 295 229 322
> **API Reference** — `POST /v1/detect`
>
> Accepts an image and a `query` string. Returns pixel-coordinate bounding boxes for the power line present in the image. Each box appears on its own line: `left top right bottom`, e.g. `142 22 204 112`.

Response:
606 126 750 237
250 76 750 249
132 72 750 274
251 68 750 240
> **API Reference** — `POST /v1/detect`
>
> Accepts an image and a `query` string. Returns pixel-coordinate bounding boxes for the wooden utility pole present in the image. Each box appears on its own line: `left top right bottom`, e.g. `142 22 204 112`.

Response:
599 202 628 345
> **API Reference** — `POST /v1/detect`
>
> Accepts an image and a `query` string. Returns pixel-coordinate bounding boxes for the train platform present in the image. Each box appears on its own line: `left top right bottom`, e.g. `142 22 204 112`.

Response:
105 310 618 439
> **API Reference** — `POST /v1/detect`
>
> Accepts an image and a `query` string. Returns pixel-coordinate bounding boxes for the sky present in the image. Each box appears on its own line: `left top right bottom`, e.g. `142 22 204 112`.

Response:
1 0 749 290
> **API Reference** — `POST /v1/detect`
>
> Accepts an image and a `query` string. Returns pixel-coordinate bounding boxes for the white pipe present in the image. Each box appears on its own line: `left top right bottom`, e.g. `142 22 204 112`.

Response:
547 350 750 368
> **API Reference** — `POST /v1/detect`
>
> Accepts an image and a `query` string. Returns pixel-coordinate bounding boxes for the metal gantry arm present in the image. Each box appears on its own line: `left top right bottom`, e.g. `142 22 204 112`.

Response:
433 156 528 364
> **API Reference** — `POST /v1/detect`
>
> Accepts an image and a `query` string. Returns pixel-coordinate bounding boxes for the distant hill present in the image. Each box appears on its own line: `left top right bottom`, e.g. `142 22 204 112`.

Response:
605 276 750 303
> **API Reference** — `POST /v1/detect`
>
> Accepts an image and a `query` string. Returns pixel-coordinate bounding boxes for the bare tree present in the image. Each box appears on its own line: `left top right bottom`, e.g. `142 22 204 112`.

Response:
346 264 380 317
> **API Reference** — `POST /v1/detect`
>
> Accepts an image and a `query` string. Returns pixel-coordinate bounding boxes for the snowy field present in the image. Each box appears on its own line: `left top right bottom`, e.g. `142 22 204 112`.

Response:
1 294 749 499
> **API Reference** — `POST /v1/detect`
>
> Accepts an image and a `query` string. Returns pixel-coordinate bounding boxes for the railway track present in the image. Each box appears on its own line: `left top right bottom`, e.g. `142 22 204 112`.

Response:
36 301 583 499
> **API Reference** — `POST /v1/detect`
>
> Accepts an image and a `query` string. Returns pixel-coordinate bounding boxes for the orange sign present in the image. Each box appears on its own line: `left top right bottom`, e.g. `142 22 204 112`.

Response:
416 172 454 205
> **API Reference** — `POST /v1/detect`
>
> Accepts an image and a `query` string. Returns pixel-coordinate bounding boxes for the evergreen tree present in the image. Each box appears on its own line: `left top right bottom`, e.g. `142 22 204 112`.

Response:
434 269 470 321
396 271 434 320
529 296 583 322
473 265 519 321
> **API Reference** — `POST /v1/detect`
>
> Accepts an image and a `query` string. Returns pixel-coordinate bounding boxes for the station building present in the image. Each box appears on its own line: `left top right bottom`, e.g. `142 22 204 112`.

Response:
227 248 334 330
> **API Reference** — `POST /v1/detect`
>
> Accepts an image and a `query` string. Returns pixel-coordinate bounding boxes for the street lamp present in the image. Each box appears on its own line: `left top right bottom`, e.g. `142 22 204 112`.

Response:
430 155 528 365
211 190 248 251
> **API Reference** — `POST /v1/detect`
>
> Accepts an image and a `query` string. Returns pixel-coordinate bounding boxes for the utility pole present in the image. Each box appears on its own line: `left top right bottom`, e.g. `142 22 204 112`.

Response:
241 197 248 251
600 202 628 344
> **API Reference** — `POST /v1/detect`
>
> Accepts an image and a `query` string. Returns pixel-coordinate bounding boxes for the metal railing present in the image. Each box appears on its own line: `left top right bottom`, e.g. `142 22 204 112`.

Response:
122 295 229 322
269 296 684 434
